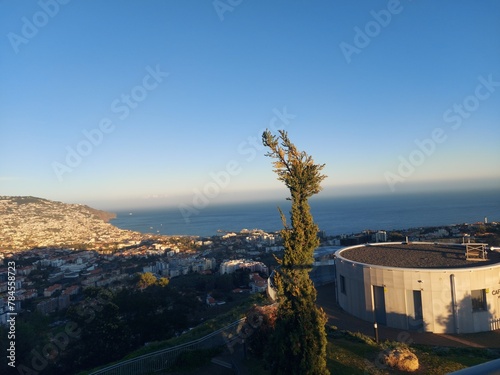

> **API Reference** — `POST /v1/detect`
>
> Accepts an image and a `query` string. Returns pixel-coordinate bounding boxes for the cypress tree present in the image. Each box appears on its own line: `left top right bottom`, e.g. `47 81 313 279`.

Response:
262 130 330 375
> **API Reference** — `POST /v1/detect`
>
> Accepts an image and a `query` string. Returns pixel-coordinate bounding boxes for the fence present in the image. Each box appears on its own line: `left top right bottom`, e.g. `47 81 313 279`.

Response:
449 358 500 374
490 317 500 331
88 317 246 375
90 259 338 374
310 263 336 286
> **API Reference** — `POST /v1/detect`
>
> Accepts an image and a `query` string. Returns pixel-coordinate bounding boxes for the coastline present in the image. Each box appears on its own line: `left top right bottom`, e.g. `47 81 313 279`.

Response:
110 190 500 238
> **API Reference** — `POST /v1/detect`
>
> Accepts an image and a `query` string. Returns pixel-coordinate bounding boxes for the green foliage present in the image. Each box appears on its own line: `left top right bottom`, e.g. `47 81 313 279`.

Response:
60 284 203 373
79 302 132 368
388 231 405 241
157 277 170 287
262 130 326 201
117 294 267 361
215 272 234 292
246 304 278 359
137 272 157 289
169 269 249 296
346 331 378 347
262 130 329 375
232 268 251 287
169 347 222 371
0 311 51 373
324 332 499 374
476 224 486 234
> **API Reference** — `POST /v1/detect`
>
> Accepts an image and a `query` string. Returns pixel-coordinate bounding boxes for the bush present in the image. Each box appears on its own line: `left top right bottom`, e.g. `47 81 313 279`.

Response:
170 347 222 371
246 304 278 359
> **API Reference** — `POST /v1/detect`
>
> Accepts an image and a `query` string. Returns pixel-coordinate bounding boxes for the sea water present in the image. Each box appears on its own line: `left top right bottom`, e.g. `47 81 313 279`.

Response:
111 189 500 237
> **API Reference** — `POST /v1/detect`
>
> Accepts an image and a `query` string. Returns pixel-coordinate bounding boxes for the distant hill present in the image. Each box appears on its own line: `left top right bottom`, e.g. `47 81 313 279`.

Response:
1 196 116 221
0 196 139 250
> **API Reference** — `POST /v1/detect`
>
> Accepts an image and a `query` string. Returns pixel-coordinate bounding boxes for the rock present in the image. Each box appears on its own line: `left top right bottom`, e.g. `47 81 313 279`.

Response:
378 347 419 372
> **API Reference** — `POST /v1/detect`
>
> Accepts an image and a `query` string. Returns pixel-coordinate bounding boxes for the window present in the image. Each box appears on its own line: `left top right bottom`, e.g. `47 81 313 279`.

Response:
340 275 346 294
471 289 487 312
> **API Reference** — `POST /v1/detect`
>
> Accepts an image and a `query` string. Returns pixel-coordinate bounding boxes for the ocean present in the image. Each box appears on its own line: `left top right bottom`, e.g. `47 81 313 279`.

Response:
110 189 500 237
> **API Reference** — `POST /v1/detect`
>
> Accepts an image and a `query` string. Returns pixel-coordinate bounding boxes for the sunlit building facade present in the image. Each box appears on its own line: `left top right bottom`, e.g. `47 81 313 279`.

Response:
335 242 500 333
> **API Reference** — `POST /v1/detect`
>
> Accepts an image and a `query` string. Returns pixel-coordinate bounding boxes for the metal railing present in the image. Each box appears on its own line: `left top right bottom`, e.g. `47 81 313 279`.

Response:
88 317 245 375
448 358 500 374
490 318 500 331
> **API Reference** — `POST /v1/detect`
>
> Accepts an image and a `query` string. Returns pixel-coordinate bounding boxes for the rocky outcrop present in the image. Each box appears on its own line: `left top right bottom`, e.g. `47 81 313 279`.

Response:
377 347 419 372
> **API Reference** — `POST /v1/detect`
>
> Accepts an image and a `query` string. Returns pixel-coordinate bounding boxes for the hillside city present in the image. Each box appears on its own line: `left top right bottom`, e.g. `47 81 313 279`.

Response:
2 196 499 322
0 196 141 250
0 196 499 373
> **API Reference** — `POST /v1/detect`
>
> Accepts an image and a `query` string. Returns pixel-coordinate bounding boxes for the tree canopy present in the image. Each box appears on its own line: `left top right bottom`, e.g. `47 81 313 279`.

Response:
137 272 158 289
136 272 169 289
262 130 330 375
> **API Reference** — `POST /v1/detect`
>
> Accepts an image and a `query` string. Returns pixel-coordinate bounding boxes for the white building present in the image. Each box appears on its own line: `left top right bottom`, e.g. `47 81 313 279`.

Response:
374 231 387 243
220 259 268 275
335 242 500 333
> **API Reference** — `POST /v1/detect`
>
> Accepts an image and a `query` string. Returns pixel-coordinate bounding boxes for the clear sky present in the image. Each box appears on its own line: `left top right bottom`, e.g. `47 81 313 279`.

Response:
1 0 499 210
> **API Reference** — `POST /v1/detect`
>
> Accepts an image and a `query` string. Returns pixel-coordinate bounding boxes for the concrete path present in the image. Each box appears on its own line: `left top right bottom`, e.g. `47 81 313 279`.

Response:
316 283 500 348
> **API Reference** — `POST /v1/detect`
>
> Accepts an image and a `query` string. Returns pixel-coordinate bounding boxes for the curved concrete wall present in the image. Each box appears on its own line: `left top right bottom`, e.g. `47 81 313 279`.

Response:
335 243 500 333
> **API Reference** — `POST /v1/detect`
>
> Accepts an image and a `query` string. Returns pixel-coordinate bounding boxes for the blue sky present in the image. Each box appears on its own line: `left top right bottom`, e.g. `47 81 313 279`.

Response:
1 0 499 210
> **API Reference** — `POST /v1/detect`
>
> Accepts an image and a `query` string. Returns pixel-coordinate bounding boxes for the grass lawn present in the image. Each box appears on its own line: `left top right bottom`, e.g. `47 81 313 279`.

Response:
78 310 499 375
79 325 499 375
325 328 499 374
168 328 499 375
164 329 499 375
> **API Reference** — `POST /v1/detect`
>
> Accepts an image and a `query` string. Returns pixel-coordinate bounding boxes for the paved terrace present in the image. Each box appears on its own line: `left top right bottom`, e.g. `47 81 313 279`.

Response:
316 283 500 349
339 243 500 269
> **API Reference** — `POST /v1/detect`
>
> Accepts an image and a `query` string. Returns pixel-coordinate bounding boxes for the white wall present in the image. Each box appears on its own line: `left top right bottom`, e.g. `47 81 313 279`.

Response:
336 245 500 334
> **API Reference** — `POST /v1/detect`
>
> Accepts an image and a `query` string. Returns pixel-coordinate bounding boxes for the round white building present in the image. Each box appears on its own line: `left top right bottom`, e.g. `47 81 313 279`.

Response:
335 242 500 333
